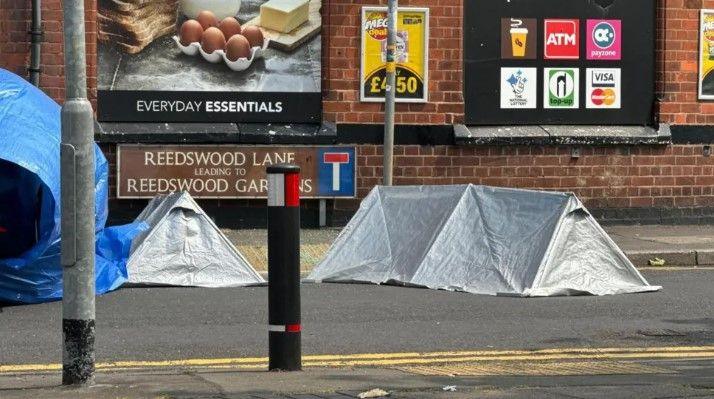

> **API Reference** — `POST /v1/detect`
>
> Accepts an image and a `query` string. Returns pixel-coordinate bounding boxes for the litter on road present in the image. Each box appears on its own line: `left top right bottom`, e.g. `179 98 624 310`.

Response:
358 388 391 398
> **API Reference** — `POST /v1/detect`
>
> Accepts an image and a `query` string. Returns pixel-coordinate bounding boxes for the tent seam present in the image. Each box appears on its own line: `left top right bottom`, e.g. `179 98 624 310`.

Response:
376 187 395 283
471 185 516 292
410 185 471 284
528 196 575 291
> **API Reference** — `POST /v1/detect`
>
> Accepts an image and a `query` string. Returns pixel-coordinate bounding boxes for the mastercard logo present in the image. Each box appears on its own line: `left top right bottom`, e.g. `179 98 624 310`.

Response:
590 88 616 106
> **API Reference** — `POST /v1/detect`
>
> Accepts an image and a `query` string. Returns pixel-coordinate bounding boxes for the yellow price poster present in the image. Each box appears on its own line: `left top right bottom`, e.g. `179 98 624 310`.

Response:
700 10 714 100
360 7 429 103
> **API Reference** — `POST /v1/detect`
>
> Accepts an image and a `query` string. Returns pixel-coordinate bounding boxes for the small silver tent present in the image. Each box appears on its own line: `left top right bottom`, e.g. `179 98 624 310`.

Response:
127 192 265 287
307 185 660 296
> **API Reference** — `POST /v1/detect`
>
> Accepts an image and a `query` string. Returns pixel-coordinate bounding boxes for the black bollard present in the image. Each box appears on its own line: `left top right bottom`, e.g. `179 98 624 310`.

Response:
267 164 301 371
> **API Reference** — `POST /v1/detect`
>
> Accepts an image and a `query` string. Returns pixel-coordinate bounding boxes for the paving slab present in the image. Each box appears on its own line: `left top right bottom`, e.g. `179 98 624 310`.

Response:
0 359 713 399
220 225 714 270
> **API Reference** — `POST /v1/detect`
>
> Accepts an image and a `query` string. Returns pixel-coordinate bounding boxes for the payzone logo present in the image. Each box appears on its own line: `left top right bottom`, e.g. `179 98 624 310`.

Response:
587 19 621 60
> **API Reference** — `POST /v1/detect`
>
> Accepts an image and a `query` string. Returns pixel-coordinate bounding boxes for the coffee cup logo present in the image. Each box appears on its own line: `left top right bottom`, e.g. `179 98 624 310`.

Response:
501 18 536 60
510 19 528 57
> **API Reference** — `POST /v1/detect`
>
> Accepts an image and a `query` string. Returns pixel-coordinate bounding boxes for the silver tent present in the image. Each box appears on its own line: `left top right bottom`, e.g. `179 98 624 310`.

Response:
307 185 661 296
126 192 265 287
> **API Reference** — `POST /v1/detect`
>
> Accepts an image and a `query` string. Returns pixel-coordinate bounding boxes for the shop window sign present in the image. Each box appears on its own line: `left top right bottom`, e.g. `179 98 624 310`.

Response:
463 0 655 125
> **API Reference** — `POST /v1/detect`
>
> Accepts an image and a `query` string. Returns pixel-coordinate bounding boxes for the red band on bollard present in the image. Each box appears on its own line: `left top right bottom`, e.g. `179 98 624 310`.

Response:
284 172 300 208
269 324 302 333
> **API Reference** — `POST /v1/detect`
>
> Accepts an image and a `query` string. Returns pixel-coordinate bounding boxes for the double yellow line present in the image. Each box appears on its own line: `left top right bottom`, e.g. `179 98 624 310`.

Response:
2 345 713 374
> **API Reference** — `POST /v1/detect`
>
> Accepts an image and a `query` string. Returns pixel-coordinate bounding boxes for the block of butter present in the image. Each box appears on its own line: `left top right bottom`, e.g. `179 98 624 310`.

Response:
260 0 310 33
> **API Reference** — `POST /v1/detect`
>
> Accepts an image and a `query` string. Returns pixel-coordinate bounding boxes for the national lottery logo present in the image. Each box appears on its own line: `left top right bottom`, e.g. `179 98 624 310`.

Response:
593 21 616 49
500 67 536 109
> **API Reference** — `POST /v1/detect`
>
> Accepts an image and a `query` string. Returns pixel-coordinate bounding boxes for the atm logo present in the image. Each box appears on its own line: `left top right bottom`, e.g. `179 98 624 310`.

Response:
318 148 356 197
544 19 580 60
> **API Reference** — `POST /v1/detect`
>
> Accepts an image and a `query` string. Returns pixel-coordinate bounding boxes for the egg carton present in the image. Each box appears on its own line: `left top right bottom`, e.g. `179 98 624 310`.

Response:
173 35 270 71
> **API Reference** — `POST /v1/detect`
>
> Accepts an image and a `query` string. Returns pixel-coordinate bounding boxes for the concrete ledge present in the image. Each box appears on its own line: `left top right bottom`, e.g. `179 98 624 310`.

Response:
626 250 698 267
625 249 714 267
454 124 671 146
695 250 714 266
95 122 336 144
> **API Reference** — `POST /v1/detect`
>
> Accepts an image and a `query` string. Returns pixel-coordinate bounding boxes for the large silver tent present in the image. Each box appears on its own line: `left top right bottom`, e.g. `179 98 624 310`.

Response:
126 192 265 287
307 185 661 296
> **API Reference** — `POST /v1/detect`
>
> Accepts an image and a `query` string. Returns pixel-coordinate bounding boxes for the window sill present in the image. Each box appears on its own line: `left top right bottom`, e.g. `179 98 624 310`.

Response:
454 124 671 146
95 122 336 144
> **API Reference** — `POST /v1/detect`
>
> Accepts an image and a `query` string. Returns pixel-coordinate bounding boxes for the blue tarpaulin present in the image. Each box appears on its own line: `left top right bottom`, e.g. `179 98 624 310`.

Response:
0 68 146 304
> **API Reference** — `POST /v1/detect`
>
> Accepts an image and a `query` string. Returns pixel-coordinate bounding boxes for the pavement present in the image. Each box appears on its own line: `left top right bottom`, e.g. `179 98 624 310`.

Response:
221 225 714 271
2 358 714 398
606 224 714 267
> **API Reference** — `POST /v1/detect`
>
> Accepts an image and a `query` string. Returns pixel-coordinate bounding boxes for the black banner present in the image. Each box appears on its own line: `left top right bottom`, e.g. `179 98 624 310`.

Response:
97 91 322 123
362 66 425 101
464 0 656 126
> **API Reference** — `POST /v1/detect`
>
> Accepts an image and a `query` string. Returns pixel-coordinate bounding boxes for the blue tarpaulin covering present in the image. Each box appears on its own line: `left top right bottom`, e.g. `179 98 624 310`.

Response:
0 68 146 304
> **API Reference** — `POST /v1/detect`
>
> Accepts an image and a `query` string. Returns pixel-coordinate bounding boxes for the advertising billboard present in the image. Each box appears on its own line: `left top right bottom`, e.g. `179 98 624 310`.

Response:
360 7 429 103
464 0 655 126
97 0 322 123
699 9 714 100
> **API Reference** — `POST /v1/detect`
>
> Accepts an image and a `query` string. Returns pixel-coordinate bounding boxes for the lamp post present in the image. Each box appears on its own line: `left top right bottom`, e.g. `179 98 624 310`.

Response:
383 0 398 186
61 0 96 386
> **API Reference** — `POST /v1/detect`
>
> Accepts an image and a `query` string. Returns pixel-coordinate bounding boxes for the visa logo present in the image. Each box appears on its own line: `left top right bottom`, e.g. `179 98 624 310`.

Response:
593 72 615 82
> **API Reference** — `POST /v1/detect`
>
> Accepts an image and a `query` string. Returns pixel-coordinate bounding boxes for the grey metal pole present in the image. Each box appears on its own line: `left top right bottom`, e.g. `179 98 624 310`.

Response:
61 0 96 386
29 0 42 86
383 0 397 186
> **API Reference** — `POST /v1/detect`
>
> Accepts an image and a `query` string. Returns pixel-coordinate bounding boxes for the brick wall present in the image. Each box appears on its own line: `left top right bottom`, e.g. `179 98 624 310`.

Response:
656 0 714 124
4 1 714 218
0 0 31 79
0 0 97 104
349 145 714 210
1 0 710 124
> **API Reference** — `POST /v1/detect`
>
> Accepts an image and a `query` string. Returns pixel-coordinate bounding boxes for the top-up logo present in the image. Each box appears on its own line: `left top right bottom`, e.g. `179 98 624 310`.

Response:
544 68 579 109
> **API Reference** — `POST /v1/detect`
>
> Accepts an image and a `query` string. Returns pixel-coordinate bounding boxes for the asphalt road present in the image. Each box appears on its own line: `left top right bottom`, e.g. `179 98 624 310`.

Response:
1 269 712 365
